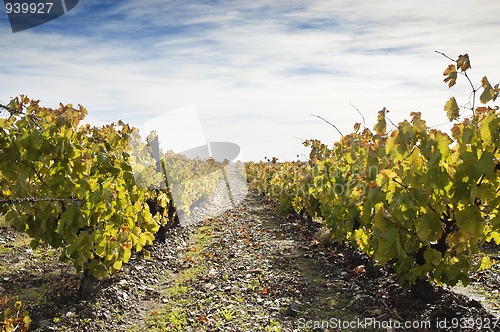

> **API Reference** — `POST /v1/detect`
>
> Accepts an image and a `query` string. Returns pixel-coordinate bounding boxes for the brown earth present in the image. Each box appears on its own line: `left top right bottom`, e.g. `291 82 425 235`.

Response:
0 189 499 331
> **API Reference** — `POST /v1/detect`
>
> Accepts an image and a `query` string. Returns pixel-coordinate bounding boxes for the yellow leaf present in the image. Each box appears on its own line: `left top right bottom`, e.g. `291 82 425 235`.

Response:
113 260 123 270
444 97 460 121
479 256 492 271
14 301 23 310
23 312 32 327
480 76 495 104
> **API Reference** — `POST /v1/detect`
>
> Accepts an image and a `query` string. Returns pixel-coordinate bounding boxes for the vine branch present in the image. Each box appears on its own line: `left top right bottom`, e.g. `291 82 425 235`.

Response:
0 197 83 204
349 103 366 129
435 50 478 116
311 114 343 136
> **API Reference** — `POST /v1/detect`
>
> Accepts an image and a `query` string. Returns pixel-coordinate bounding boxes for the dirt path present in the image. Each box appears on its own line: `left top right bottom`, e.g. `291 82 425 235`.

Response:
1 190 499 331
137 191 363 331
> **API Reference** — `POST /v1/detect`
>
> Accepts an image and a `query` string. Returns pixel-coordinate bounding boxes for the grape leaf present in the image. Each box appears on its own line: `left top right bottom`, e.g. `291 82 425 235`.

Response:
444 97 460 121
353 122 361 133
456 205 484 237
490 215 500 229
443 64 457 88
416 212 443 244
480 76 495 104
486 231 500 245
479 256 492 270
456 54 471 72
424 247 442 266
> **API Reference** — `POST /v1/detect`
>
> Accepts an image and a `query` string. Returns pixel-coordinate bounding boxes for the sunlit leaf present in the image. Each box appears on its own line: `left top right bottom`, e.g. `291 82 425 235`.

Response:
479 256 492 271
444 97 460 121
480 76 495 104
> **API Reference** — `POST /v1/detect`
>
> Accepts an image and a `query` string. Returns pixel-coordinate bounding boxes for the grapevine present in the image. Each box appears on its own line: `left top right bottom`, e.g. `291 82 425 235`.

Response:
0 96 231 287
247 53 500 291
0 96 158 280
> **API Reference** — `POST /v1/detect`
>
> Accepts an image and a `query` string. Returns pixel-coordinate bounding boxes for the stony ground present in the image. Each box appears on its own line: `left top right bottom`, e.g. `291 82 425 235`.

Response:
1 189 499 331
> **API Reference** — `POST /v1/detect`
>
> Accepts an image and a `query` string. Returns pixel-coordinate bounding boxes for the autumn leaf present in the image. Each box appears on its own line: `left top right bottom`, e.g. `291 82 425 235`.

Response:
444 97 460 121
14 301 23 310
479 256 492 271
475 106 489 114
450 124 461 139
480 76 495 104
443 64 457 88
350 265 366 277
456 53 471 71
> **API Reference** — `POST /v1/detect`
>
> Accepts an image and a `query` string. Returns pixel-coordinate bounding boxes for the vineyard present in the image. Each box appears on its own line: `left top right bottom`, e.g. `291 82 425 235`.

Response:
0 53 500 331
248 53 500 292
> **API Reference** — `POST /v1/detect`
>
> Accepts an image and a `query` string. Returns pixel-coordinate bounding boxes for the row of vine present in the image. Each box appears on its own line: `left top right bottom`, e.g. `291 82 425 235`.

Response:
246 53 500 291
0 96 223 282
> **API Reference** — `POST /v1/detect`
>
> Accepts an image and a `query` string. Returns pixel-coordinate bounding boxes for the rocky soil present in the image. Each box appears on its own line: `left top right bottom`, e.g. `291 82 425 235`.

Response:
1 189 499 331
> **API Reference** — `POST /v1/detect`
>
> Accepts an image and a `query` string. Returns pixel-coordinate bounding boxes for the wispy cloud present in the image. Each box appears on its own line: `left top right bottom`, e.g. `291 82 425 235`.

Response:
1 0 499 160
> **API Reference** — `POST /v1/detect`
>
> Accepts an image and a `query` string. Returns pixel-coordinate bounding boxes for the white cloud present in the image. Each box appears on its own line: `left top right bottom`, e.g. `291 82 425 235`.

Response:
1 0 499 161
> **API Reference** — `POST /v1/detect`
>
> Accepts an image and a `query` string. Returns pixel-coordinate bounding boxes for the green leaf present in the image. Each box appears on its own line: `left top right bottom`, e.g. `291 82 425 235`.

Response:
490 215 500 229
456 205 484 237
479 111 498 145
97 152 111 165
444 97 460 121
476 151 495 180
424 247 442 266
90 260 109 279
56 204 79 235
375 227 399 264
374 108 387 134
5 209 25 231
435 131 452 158
94 236 107 258
416 212 443 244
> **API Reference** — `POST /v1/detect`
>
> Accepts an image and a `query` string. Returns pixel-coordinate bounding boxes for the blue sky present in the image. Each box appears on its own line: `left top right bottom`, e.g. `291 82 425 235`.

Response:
1 0 499 161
